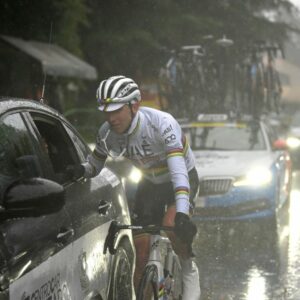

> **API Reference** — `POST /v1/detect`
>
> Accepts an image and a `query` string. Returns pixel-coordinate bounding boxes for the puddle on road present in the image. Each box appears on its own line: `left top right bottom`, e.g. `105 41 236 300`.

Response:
194 175 300 300
284 189 300 299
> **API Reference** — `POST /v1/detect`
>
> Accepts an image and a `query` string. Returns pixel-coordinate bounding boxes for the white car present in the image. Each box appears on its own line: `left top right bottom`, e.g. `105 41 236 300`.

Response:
181 114 292 227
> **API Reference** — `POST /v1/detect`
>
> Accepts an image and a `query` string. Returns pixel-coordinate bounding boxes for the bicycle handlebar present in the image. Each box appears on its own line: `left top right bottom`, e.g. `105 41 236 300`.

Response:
103 221 174 255
115 223 174 232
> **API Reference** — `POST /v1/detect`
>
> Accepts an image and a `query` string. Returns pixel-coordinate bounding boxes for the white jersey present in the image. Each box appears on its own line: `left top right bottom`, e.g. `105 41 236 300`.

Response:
83 107 196 214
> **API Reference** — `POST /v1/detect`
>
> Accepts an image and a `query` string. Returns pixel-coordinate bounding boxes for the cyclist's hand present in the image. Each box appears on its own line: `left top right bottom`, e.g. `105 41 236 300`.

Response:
174 212 197 245
66 164 85 179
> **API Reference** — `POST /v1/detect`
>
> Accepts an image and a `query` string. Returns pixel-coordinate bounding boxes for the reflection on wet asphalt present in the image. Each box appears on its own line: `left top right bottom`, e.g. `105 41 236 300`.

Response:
194 171 300 300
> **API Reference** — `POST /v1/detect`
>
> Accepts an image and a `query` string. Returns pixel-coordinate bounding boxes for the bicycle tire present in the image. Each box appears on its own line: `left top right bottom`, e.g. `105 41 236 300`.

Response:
108 239 134 300
137 264 159 300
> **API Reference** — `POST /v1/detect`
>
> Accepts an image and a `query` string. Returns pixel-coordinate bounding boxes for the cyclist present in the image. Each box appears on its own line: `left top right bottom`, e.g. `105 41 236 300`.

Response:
68 75 201 300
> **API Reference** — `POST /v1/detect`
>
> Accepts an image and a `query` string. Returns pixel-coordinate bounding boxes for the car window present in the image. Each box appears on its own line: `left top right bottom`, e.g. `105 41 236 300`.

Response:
64 109 102 145
0 113 42 200
30 113 81 184
184 122 266 151
64 124 90 162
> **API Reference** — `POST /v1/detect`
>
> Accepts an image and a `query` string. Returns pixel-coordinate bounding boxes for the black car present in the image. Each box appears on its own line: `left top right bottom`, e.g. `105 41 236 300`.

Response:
0 97 135 300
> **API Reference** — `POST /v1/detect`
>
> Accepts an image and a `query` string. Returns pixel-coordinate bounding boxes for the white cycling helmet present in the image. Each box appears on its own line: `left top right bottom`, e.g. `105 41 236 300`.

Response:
96 75 141 112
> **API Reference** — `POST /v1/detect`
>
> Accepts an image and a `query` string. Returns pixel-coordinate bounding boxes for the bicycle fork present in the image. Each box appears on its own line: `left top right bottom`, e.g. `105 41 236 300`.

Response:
147 234 178 299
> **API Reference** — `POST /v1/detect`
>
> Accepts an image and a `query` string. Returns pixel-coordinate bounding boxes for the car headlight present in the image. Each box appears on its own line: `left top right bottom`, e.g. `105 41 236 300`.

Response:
128 167 142 183
286 137 300 149
233 167 272 187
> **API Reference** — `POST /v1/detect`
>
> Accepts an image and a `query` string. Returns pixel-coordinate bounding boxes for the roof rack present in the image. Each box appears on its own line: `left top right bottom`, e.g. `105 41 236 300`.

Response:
197 114 228 122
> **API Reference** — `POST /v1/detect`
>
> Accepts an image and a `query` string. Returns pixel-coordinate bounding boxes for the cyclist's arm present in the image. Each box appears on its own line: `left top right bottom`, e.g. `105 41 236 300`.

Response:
159 116 190 215
82 127 108 178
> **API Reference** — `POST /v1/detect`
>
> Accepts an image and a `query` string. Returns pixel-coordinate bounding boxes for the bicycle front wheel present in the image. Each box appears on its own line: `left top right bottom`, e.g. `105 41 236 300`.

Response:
137 264 159 300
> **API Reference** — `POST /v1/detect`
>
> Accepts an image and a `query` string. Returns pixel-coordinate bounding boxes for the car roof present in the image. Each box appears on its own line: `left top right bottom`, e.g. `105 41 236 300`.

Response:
0 97 62 118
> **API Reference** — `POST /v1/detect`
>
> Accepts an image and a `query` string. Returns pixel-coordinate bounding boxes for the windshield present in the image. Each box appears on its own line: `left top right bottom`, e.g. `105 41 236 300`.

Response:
183 122 266 151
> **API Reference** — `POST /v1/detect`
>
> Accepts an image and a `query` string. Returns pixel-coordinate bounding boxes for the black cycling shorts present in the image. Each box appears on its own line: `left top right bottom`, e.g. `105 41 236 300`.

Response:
132 167 199 226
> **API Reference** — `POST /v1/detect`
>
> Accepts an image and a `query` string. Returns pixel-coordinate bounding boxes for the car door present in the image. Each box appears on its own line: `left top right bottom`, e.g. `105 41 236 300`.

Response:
24 111 126 299
0 111 73 299
62 121 129 299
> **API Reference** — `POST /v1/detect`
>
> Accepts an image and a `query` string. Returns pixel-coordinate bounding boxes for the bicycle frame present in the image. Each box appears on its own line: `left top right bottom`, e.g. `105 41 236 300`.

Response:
147 233 182 299
104 221 182 300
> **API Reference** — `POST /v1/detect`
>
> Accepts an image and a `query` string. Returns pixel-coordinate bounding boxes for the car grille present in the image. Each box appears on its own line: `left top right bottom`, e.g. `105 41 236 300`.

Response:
199 178 233 196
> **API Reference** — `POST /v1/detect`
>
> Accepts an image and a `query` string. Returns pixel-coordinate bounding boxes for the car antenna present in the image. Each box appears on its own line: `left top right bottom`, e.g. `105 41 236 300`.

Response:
40 22 53 104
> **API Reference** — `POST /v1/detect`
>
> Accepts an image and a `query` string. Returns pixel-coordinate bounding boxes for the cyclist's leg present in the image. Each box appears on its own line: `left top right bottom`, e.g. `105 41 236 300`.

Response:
132 177 166 292
163 206 200 300
180 256 201 300
133 233 151 291
163 168 201 300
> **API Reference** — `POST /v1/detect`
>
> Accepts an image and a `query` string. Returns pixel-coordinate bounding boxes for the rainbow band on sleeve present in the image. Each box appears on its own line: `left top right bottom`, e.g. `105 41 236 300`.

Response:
143 164 169 177
167 148 184 158
175 186 190 197
166 134 189 158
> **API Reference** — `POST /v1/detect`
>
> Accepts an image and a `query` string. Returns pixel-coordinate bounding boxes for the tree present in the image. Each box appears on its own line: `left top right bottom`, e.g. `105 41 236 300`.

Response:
80 0 297 80
0 0 298 86
0 0 88 56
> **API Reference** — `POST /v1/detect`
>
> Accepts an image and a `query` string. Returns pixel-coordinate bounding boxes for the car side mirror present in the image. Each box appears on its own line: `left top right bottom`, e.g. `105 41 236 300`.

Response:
2 178 65 219
272 139 288 151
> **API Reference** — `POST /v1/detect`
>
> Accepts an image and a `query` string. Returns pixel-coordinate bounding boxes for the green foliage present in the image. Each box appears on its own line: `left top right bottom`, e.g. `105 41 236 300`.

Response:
0 0 88 56
52 0 89 56
0 0 297 80
81 0 297 80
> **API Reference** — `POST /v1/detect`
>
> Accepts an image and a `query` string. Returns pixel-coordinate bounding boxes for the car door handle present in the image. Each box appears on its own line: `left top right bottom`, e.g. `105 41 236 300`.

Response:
56 228 74 241
98 200 112 215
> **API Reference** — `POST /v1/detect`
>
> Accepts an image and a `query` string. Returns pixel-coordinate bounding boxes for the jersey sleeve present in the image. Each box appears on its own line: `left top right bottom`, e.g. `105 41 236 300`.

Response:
82 127 107 178
159 115 190 215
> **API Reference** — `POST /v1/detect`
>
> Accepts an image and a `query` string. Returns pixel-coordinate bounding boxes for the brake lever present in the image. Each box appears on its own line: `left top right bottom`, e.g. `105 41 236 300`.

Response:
103 221 119 255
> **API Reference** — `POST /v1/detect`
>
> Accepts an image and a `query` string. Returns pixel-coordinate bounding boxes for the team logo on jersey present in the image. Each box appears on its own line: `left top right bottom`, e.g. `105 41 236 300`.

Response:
165 134 176 144
126 138 154 158
162 124 173 136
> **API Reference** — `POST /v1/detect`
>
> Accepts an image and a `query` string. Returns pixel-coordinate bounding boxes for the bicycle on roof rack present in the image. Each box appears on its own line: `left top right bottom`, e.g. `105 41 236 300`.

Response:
104 221 183 300
246 42 266 117
158 48 179 116
158 44 206 118
205 35 234 114
232 41 284 118
263 42 284 114
158 36 234 119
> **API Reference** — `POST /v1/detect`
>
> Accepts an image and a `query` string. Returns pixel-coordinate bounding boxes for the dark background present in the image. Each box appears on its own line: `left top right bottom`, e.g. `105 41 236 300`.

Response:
0 0 298 114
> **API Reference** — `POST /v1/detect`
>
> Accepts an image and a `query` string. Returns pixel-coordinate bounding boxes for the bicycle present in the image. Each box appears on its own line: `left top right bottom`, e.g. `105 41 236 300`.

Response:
104 221 183 300
233 41 284 117
158 36 234 118
263 43 284 114
158 46 193 118
233 42 266 117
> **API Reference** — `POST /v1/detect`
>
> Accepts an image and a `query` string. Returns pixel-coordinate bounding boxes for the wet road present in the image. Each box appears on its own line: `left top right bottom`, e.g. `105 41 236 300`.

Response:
194 171 300 300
